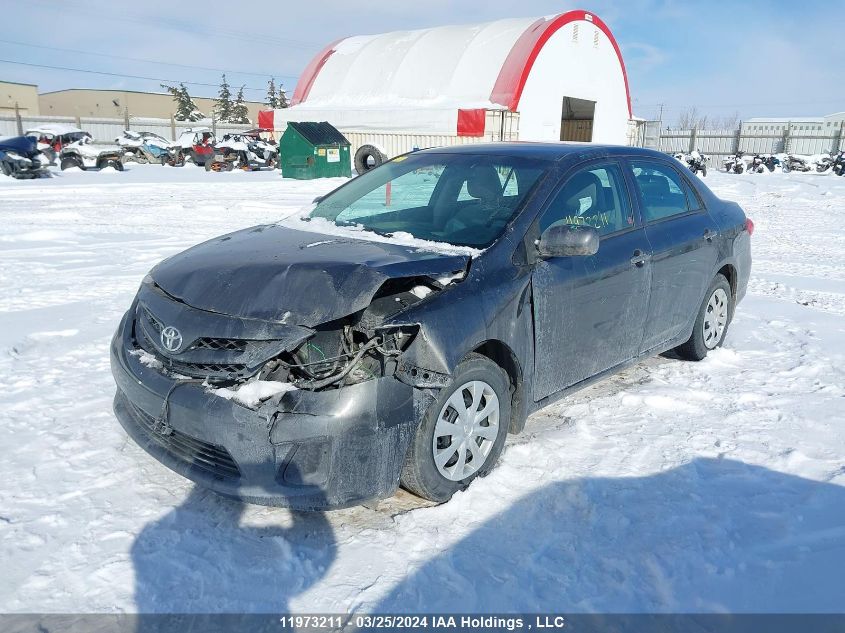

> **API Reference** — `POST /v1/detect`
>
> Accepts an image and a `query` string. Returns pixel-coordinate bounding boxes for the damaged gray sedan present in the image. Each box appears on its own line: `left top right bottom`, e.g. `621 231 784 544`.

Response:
111 143 752 509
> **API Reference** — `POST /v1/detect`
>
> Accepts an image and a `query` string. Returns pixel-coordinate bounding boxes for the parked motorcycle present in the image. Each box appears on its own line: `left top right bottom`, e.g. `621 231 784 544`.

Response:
747 153 780 174
781 154 813 173
205 132 278 172
0 135 50 179
816 152 843 176
832 150 845 176
722 152 746 174
115 131 173 165
686 150 708 177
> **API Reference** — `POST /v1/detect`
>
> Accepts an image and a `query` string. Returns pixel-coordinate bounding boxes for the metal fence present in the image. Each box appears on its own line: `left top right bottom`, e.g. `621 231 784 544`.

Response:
0 114 253 142
637 120 845 161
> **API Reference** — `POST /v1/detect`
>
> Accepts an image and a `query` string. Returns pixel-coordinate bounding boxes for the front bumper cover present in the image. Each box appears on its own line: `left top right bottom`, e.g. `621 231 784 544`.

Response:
110 310 421 510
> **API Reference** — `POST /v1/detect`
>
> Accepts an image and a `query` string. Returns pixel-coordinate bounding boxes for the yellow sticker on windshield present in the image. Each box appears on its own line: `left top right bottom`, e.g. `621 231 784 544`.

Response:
392 156 407 162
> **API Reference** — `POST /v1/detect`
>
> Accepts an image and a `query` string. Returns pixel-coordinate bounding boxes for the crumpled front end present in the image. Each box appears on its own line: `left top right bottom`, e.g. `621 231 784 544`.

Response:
110 269 457 509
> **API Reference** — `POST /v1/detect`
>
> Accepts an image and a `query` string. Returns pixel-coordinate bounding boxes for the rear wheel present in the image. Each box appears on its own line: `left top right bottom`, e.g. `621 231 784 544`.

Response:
400 353 510 503
674 274 733 361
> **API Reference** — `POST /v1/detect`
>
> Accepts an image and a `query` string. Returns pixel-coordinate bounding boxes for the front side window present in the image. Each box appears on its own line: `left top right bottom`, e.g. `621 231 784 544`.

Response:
631 161 693 222
539 163 633 236
309 153 548 248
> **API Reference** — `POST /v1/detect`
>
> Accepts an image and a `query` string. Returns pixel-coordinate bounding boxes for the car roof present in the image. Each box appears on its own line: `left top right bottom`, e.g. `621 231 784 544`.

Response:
25 124 84 135
415 142 669 162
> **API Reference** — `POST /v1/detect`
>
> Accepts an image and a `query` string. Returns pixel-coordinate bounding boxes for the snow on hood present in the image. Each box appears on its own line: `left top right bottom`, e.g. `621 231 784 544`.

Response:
278 206 482 258
149 223 470 326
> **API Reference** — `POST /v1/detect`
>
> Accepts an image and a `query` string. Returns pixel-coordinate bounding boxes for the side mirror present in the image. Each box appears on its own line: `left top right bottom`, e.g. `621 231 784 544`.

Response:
537 224 599 258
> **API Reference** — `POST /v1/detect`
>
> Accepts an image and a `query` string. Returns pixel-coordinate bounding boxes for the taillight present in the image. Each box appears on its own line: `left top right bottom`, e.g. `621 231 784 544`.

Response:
745 218 754 236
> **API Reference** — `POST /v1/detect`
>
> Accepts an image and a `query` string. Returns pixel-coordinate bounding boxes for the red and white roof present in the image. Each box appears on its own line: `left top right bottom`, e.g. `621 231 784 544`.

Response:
265 10 632 143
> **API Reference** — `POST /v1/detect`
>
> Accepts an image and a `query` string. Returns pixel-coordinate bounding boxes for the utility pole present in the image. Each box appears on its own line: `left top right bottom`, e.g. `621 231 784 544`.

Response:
14 102 23 135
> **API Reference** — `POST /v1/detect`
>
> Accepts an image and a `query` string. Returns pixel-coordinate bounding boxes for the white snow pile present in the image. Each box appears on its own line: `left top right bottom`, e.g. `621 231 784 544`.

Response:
0 164 844 615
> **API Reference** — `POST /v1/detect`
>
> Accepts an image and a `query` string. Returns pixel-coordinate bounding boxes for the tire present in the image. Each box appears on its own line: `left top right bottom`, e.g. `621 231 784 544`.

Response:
98 159 123 171
674 274 733 361
60 156 81 171
354 144 387 175
0 161 10 176
400 353 511 503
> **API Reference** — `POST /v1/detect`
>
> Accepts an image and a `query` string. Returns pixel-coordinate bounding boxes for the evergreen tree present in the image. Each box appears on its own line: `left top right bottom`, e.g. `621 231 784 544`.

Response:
230 86 251 124
179 84 205 121
161 83 205 122
278 84 289 109
265 77 278 109
215 74 233 122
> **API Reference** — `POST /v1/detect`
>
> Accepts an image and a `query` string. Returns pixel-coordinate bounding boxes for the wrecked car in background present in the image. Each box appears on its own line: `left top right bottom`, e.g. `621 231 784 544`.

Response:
0 135 50 179
111 144 752 509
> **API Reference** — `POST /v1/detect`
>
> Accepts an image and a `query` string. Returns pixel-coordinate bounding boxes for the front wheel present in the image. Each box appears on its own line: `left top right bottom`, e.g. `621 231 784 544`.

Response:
60 156 82 170
674 274 733 361
400 354 510 503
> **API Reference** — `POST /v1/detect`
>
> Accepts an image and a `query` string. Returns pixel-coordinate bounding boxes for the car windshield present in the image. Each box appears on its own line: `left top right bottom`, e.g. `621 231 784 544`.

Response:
309 152 549 248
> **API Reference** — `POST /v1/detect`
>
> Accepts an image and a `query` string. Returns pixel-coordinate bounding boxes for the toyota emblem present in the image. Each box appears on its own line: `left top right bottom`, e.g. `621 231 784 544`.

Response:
160 326 183 353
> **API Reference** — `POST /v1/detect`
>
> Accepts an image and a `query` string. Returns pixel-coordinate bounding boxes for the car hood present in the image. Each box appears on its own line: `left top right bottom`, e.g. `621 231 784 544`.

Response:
149 224 470 326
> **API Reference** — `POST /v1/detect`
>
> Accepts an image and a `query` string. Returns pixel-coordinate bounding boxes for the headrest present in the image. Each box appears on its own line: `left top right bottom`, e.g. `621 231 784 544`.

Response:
466 165 503 202
565 171 601 214
637 174 670 197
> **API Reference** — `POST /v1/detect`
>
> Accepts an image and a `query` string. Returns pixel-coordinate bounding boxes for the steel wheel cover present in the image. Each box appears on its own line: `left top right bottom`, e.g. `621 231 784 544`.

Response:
703 288 729 349
432 380 500 481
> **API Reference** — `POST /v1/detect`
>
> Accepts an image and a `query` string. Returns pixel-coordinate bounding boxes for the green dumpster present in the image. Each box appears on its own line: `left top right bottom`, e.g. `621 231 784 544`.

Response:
279 121 352 179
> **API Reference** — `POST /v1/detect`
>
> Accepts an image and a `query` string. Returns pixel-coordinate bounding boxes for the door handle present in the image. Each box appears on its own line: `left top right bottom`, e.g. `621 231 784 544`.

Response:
630 250 649 267
704 229 716 242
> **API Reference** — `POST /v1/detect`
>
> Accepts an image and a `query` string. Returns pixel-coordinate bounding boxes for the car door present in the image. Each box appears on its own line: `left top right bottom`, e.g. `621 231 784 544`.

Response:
531 160 652 401
627 159 720 353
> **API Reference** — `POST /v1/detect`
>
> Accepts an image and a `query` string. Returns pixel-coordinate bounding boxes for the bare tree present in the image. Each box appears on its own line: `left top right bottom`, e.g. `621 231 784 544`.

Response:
676 107 741 130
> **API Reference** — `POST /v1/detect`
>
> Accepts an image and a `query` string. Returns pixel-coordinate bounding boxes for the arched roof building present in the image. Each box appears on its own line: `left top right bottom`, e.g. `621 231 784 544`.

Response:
267 10 632 146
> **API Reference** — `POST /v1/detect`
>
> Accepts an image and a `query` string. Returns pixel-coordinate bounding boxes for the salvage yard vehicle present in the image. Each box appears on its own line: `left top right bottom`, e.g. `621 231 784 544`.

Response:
164 128 215 167
0 135 50 179
111 144 752 509
25 124 90 165
205 132 278 172
58 134 124 171
115 130 173 164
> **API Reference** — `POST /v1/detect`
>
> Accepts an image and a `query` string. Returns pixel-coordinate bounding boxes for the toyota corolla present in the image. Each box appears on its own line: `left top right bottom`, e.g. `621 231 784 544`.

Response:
111 144 752 509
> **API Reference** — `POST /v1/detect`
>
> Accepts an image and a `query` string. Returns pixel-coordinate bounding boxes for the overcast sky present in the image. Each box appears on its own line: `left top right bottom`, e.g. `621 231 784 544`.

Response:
3 0 843 124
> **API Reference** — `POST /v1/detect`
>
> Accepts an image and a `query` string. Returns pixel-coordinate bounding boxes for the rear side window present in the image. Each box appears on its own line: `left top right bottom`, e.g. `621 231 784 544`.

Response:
631 161 695 222
540 163 633 236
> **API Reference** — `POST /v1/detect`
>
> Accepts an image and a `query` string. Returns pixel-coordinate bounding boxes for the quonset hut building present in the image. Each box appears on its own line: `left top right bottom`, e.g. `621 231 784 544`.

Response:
260 10 634 169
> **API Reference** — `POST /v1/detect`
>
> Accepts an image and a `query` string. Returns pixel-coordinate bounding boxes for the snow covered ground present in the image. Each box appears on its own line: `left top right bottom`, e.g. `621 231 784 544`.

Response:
1 164 844 615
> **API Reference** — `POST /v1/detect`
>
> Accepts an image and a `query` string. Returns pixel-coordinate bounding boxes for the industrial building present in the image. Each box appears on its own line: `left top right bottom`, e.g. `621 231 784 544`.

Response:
39 88 265 122
0 81 40 116
262 10 633 155
741 112 845 134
